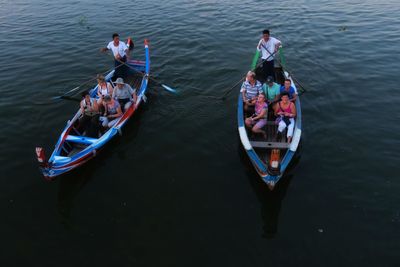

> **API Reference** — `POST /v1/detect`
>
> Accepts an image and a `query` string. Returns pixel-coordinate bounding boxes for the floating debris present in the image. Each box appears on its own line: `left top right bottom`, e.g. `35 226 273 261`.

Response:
338 26 347 31
78 15 87 26
78 15 90 30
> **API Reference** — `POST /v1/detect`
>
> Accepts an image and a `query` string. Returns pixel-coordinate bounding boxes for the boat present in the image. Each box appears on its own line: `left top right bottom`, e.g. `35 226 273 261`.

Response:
237 52 302 190
35 39 150 180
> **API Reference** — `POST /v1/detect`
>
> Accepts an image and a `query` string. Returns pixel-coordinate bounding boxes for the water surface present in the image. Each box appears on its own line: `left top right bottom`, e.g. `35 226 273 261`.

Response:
0 0 399 266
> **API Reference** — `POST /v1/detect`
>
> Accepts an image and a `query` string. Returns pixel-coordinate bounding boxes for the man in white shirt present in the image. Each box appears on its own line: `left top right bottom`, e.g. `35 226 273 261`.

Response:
257 29 281 82
101 33 129 81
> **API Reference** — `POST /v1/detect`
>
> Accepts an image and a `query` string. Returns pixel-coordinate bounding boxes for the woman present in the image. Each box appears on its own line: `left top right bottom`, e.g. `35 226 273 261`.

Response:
96 74 114 105
100 95 122 128
78 91 99 137
245 94 268 139
274 92 296 143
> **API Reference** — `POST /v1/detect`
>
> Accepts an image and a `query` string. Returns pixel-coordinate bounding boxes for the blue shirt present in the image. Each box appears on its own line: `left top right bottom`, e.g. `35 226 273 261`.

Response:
280 85 296 99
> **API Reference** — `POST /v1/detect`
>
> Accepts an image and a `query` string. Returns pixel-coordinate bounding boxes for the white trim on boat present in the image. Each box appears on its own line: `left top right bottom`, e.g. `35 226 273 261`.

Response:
289 128 301 151
238 126 252 150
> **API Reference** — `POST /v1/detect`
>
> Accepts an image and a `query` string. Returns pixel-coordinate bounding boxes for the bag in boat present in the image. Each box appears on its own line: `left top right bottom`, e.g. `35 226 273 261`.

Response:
275 115 291 126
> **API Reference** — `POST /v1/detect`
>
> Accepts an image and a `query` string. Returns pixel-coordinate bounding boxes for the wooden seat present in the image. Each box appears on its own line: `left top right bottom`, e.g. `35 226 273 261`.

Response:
250 141 290 149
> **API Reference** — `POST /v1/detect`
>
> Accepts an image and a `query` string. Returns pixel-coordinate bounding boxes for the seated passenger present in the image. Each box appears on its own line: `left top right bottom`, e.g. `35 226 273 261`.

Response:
245 94 268 139
96 74 114 106
78 91 100 137
279 78 297 102
100 95 122 128
262 76 280 104
112 77 137 112
241 71 263 112
274 92 296 143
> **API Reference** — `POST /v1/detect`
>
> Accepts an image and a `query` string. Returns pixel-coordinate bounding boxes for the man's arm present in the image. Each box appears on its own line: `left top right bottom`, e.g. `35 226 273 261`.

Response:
101 42 111 53
291 93 297 102
273 37 282 52
256 39 263 51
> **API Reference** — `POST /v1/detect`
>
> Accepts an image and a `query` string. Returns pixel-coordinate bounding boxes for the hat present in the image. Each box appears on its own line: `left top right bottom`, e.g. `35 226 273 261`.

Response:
104 95 112 101
266 76 274 83
115 78 124 84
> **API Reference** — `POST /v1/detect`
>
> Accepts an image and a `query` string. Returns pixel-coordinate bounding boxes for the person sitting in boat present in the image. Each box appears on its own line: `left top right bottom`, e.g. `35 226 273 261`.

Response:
78 91 100 137
112 77 137 112
263 76 281 105
96 74 114 106
245 94 268 139
274 92 296 143
241 71 263 112
279 79 297 102
100 95 122 128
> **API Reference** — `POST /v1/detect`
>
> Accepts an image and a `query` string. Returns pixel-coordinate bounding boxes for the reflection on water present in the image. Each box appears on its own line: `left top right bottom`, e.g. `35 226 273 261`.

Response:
57 167 94 228
239 141 301 238
56 100 147 226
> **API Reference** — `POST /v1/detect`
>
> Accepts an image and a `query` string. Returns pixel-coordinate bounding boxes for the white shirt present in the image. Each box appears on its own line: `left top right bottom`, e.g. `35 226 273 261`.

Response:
107 41 128 58
257 37 281 61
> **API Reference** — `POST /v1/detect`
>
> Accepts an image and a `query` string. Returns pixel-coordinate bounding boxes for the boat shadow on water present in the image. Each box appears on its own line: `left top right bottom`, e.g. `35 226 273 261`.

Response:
238 140 302 238
56 102 150 228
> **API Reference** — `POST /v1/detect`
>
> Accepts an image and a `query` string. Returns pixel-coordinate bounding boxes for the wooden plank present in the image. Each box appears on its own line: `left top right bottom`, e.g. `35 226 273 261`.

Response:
250 141 290 149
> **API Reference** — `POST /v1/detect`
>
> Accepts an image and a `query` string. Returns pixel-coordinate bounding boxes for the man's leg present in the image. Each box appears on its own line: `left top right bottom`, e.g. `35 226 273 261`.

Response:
265 60 275 81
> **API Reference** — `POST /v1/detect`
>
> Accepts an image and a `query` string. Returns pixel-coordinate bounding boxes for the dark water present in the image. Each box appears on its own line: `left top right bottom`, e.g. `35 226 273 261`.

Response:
1 0 400 266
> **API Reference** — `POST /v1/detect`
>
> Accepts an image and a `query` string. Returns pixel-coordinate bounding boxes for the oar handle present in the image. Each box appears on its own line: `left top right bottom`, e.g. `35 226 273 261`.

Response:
115 56 177 94
220 49 280 100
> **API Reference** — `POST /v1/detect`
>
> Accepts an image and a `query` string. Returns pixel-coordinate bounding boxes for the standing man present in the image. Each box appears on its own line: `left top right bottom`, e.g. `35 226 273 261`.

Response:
101 33 129 81
257 29 281 81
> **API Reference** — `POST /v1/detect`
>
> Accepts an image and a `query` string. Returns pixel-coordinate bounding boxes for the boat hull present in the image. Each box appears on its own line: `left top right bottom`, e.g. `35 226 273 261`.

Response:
38 41 150 179
237 69 302 190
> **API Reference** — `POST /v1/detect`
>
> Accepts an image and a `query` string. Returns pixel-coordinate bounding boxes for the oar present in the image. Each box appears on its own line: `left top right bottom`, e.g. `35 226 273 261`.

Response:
220 49 279 100
59 95 81 102
263 45 308 94
285 69 307 94
51 65 120 101
115 57 178 94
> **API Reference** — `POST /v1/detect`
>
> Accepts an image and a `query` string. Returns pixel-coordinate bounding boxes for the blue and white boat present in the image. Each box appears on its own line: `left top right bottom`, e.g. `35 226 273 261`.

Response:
36 40 150 180
237 63 302 190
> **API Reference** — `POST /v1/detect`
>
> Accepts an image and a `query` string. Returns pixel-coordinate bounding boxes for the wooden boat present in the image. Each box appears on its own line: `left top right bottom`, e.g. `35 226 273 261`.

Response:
35 40 150 180
237 60 302 190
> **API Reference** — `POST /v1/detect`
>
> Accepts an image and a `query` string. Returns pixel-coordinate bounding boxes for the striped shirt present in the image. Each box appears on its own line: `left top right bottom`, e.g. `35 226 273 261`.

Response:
241 80 263 100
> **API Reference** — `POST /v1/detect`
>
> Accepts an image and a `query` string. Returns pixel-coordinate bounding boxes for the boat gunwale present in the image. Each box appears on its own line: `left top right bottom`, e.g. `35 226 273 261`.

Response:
40 41 150 178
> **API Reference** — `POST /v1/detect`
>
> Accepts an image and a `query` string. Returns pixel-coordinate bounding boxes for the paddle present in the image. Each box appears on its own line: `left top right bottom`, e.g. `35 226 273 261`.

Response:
59 95 81 102
51 65 121 101
114 57 178 94
263 45 308 94
220 48 279 100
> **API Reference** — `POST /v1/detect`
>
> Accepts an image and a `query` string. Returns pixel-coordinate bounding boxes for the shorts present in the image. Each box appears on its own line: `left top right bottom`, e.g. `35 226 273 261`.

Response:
251 118 267 129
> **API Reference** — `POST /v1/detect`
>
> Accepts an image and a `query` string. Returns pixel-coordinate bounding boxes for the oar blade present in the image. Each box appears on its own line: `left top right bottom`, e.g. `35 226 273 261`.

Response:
161 84 177 94
251 50 260 70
